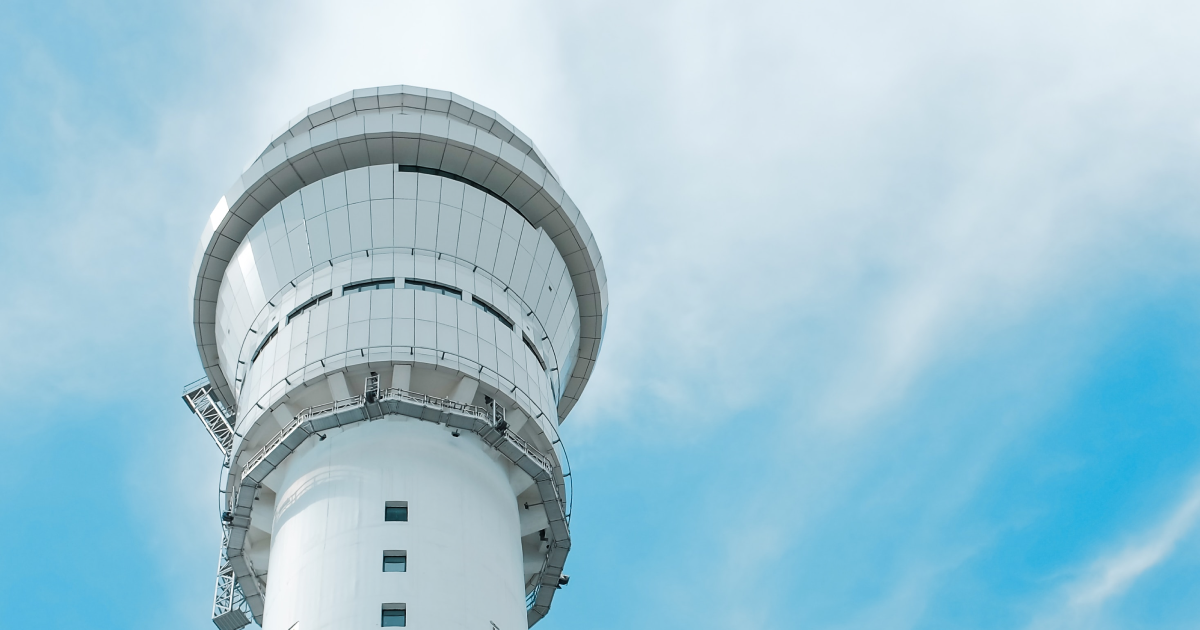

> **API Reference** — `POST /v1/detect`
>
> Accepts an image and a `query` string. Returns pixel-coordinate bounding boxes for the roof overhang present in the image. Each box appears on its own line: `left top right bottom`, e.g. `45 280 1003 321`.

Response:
191 87 607 422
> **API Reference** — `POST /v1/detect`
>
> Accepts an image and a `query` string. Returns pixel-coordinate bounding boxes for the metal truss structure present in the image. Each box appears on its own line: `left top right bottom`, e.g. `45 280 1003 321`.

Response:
183 378 254 629
183 378 236 457
211 522 255 630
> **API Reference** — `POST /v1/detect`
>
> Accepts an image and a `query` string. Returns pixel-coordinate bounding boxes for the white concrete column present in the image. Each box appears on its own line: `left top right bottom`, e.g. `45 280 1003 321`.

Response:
261 418 527 630
270 403 295 431
327 372 351 400
391 364 411 391
449 375 479 403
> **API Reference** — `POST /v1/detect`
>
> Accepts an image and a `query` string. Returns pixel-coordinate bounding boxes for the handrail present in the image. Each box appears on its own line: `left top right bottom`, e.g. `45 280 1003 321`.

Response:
182 375 211 395
226 244 563 410
228 383 569 623
240 387 555 498
526 584 541 610
298 395 365 423
498 426 555 473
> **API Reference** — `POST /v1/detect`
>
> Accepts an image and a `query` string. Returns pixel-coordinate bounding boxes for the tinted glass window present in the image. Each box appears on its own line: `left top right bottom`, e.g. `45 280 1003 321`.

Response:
523 333 546 370
472 297 514 329
250 326 279 364
344 279 396 294
286 290 333 323
382 609 406 627
403 278 462 298
385 506 408 521
383 553 406 572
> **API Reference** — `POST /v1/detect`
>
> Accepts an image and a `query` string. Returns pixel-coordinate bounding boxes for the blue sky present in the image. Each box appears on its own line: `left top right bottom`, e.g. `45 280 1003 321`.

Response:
3 1 1200 628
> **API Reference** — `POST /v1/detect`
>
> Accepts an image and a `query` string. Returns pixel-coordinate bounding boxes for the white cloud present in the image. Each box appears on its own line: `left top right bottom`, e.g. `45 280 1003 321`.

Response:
541 0 1200 436
75 0 1193 442
1025 475 1200 629
7 0 1198 626
1070 484 1200 607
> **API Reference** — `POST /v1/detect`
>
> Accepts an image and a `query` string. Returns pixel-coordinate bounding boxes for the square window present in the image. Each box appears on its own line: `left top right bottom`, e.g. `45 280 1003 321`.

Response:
383 552 407 572
385 501 408 522
382 605 406 627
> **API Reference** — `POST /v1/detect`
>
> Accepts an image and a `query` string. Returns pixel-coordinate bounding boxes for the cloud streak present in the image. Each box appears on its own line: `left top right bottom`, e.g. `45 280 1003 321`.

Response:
1026 474 1200 629
5 1 1200 628
1072 485 1200 606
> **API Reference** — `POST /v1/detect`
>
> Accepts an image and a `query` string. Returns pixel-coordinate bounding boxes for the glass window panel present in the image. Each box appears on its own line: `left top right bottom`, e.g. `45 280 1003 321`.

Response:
403 278 462 297
345 279 397 294
472 297 514 330
287 290 333 323
251 326 279 363
523 333 546 370
383 554 407 572
382 609 406 627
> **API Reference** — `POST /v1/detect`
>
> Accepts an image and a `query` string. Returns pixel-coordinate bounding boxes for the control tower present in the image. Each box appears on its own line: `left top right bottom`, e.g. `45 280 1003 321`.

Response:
181 86 607 630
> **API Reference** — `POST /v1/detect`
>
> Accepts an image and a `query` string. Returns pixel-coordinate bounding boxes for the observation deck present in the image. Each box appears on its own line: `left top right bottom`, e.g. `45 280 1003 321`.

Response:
182 86 605 630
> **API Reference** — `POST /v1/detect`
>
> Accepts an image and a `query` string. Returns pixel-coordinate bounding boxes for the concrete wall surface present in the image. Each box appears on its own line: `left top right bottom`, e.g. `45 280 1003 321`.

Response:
262 418 526 630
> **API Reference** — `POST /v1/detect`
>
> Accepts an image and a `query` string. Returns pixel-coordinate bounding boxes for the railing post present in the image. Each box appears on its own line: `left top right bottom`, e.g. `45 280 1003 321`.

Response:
364 372 380 403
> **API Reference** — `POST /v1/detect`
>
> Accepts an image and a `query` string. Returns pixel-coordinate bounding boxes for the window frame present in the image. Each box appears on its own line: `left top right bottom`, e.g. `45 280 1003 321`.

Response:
472 296 514 330
384 500 408 522
250 325 279 364
286 290 333 323
382 551 407 573
343 278 397 294
403 278 463 298
381 604 406 627
522 333 547 371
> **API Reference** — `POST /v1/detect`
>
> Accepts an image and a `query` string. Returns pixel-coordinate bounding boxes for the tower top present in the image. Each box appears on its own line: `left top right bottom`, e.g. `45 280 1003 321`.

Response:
189 85 608 421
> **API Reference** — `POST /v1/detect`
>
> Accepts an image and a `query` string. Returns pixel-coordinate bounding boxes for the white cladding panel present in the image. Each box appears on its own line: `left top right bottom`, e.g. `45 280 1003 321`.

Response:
190 87 597 630
231 267 559 426
262 419 527 630
214 168 579 426
191 92 609 421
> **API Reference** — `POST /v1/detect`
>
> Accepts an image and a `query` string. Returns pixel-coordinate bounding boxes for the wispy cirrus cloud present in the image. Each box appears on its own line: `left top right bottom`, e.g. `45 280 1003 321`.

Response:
5 1 1200 629
1025 475 1200 630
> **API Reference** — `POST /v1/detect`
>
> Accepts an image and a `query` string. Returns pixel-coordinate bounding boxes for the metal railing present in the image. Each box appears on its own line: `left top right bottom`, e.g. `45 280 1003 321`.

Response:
526 584 542 610
240 387 552 492
296 394 367 422
499 427 555 476
183 375 213 396
224 383 570 626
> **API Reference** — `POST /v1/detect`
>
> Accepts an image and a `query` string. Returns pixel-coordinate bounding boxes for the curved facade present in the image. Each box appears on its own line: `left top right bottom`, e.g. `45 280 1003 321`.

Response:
262 421 526 630
182 86 606 630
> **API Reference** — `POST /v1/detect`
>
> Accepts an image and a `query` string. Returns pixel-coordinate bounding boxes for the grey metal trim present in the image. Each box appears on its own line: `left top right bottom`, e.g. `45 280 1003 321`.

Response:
258 85 557 181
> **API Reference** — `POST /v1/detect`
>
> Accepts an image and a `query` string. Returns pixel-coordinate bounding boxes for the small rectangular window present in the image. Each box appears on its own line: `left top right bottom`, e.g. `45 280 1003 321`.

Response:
286 290 333 323
250 325 279 364
522 333 546 370
383 551 407 572
385 501 408 522
381 604 406 627
472 296 514 330
403 278 462 298
343 278 396 294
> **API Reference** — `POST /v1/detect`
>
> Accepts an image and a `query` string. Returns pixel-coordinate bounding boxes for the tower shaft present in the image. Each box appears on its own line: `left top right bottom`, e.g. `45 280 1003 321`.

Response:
183 86 607 629
261 421 525 630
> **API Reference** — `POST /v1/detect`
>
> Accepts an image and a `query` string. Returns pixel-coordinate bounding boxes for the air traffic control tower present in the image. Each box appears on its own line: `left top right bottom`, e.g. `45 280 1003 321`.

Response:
181 86 607 630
